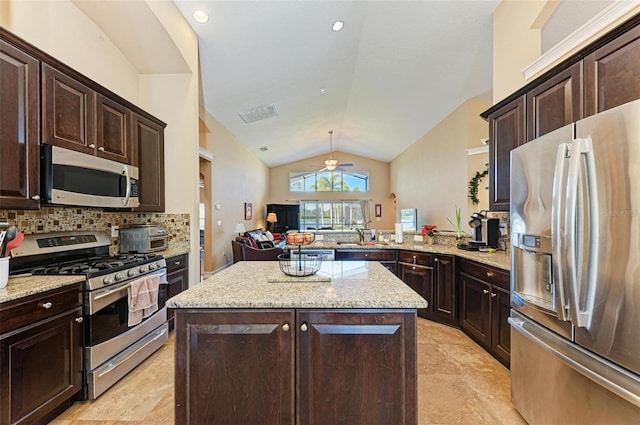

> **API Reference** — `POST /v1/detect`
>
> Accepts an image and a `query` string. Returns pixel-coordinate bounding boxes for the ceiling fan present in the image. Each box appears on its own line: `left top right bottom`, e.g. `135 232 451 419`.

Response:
316 130 354 172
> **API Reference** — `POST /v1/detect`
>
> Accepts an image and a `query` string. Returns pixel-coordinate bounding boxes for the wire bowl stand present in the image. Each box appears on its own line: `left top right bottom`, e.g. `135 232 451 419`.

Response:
279 233 320 276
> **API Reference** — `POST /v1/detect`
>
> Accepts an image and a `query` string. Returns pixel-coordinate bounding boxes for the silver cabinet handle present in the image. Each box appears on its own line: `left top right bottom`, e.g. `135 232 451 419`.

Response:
75 317 84 323
282 323 290 332
175 261 181 266
434 258 439 262
89 143 96 148
482 289 489 295
42 302 53 309
300 323 308 332
98 146 105 151
31 195 40 200
491 293 497 298
486 272 494 278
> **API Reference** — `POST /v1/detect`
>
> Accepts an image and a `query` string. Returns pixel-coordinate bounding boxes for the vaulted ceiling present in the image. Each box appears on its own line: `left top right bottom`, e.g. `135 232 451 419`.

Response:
173 1 500 167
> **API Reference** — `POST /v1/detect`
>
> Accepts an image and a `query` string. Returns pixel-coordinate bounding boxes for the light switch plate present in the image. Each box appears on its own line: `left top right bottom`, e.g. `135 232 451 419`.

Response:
111 225 119 237
413 235 423 242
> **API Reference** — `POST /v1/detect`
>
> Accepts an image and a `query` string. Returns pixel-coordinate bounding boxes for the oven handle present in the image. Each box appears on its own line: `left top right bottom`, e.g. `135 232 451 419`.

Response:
91 269 167 302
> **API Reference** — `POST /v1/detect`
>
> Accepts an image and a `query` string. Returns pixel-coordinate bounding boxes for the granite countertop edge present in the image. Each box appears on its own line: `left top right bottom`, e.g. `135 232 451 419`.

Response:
294 241 511 271
0 275 85 304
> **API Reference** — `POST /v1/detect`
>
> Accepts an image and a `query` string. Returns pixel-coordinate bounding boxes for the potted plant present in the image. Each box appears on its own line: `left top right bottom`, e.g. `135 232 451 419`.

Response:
421 224 437 245
447 206 466 239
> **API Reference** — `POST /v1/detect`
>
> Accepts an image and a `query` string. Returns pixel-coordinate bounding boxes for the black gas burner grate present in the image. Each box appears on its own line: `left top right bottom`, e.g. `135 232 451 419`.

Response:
29 253 160 277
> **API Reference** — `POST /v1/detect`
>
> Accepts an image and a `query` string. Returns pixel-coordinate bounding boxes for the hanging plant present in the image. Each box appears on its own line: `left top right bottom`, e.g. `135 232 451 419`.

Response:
468 169 488 206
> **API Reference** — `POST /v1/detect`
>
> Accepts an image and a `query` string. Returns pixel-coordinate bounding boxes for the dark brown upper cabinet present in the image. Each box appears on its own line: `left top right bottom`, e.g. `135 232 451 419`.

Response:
487 95 525 212
42 63 95 155
132 113 166 212
585 24 640 117
96 94 131 164
0 38 41 209
526 62 583 142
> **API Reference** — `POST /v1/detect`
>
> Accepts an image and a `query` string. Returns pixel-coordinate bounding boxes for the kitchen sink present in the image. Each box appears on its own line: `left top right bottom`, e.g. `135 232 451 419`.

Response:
336 242 361 246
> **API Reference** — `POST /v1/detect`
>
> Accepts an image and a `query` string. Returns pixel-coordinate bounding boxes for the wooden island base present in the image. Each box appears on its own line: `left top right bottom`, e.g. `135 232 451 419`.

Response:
174 308 417 425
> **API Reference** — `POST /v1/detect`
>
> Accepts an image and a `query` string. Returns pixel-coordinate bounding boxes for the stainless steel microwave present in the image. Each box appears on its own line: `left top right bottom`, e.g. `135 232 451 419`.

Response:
41 144 139 209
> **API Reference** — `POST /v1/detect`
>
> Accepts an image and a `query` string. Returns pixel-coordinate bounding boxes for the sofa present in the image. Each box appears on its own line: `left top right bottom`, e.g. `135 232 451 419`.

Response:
235 228 285 250
231 240 283 263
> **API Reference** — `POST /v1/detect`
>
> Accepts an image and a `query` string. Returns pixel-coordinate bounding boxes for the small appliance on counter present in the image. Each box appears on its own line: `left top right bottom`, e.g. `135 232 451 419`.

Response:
118 224 168 253
457 212 500 251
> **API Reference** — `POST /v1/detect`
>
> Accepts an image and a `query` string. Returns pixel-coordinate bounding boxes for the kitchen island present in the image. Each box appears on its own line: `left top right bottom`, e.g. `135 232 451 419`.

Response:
167 260 427 425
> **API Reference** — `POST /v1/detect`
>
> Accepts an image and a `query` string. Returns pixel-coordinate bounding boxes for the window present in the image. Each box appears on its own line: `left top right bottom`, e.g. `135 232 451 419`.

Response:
299 201 367 230
290 171 368 192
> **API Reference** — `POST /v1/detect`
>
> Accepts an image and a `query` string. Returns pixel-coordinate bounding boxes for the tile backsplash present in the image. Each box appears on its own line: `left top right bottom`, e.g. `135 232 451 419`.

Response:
0 208 190 254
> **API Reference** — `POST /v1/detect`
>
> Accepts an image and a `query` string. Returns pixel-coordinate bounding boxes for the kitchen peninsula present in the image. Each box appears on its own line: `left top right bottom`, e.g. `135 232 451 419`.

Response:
166 261 427 424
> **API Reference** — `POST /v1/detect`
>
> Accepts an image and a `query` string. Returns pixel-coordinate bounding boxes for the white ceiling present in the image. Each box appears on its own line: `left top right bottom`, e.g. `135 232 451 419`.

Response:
173 0 499 167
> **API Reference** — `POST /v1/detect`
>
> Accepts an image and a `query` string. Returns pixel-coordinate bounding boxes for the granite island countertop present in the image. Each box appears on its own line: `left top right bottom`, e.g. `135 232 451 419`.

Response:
167 261 428 309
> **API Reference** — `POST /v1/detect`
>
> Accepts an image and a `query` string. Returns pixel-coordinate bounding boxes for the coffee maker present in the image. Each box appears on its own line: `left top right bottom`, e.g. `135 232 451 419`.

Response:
465 212 500 249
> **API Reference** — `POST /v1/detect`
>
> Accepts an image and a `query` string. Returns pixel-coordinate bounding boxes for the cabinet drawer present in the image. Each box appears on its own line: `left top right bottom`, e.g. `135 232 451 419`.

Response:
459 259 510 290
0 284 82 334
166 254 188 273
335 250 396 261
398 250 432 266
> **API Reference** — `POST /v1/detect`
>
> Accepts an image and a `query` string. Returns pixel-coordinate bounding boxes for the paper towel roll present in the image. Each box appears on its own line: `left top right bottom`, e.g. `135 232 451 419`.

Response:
395 223 403 243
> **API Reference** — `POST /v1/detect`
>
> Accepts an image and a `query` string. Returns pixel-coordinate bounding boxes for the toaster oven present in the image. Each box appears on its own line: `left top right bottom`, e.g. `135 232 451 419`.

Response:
118 224 168 253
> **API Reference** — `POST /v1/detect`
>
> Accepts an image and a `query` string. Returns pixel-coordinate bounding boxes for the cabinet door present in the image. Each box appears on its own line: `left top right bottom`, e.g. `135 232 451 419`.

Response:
488 95 525 211
267 204 299 233
174 310 294 425
434 255 456 323
42 63 95 154
398 262 434 318
0 307 83 425
0 39 40 209
132 113 165 212
585 24 640 117
460 273 491 348
96 94 131 164
527 62 582 141
491 286 511 367
297 310 417 425
165 255 188 329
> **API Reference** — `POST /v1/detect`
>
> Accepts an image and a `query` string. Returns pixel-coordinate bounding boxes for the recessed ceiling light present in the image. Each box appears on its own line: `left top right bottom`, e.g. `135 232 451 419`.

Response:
193 10 209 24
332 21 344 32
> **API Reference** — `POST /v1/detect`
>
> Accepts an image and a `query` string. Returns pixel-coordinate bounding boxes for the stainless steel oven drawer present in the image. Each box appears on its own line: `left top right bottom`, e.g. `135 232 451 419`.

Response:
87 320 169 399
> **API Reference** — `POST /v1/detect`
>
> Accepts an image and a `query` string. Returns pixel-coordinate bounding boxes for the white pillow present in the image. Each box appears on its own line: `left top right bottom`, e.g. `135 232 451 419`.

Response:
265 231 275 241
258 234 269 242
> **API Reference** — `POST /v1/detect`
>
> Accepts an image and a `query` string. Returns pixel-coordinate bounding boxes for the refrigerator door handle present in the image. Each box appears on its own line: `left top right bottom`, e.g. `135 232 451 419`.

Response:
551 143 570 321
509 314 640 409
565 138 598 328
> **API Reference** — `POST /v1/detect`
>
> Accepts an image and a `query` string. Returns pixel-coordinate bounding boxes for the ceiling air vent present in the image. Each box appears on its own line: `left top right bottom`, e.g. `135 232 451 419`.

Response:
238 104 278 124
259 146 268 152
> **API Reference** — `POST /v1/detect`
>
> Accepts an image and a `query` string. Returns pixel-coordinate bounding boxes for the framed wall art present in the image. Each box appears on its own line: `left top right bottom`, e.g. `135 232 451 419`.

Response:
375 203 382 217
244 202 252 220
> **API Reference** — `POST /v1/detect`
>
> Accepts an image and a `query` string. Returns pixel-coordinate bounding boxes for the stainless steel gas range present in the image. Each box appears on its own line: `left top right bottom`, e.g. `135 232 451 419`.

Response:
10 231 169 400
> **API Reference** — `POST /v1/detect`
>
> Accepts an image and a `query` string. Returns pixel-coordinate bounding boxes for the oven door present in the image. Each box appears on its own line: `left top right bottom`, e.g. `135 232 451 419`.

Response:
84 269 167 348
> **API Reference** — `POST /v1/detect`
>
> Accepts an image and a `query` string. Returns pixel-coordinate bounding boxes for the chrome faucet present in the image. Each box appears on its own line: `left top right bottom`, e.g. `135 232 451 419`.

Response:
356 228 365 243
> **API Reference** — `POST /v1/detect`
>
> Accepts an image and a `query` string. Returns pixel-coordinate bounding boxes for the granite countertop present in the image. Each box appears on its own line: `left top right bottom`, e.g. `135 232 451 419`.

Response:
0 274 85 304
157 247 190 258
167 261 428 310
290 241 511 271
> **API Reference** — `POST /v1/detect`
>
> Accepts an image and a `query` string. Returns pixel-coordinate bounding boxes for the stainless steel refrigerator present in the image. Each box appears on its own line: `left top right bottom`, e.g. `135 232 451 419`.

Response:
509 99 640 424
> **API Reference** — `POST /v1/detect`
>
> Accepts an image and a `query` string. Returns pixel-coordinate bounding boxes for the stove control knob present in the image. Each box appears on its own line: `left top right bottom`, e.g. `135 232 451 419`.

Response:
156 261 164 269
103 275 115 285
139 265 149 273
115 272 125 281
128 269 138 277
148 263 157 270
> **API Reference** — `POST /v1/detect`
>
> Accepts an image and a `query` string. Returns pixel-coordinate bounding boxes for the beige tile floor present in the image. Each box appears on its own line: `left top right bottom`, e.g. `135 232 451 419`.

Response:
51 319 526 425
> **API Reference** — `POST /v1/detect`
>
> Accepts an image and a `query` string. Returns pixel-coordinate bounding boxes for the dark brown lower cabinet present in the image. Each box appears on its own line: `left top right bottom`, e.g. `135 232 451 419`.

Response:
397 251 456 326
459 259 511 367
0 284 83 425
164 254 188 329
174 308 417 425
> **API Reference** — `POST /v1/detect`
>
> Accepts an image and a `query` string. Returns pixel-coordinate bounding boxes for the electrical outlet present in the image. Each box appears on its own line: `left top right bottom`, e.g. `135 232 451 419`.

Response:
111 225 119 237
